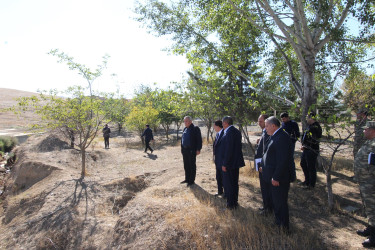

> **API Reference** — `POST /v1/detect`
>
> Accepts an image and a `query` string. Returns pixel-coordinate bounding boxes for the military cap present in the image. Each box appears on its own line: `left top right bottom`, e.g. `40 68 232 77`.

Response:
362 121 375 129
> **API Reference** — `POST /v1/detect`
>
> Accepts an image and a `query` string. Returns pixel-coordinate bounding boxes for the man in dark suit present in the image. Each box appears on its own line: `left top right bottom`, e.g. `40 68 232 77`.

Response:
221 116 245 209
213 120 225 197
262 116 295 230
254 114 272 214
181 116 202 187
141 124 154 153
102 124 111 149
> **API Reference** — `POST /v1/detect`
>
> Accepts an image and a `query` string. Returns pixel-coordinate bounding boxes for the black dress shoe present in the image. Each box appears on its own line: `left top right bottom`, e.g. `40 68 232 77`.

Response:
180 180 188 184
357 226 374 237
362 236 375 248
258 207 265 211
214 193 224 197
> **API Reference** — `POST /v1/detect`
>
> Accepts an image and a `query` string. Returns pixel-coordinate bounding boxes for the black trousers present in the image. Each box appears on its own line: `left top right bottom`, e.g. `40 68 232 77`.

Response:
104 137 109 148
259 172 273 212
215 165 224 194
182 148 197 184
223 167 239 208
145 140 153 152
271 182 290 229
300 149 318 187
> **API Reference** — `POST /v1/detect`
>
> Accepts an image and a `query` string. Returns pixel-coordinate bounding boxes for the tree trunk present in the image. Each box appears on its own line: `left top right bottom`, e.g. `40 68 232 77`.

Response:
118 123 122 135
326 169 334 212
300 56 318 130
175 121 181 140
166 125 169 141
81 148 86 177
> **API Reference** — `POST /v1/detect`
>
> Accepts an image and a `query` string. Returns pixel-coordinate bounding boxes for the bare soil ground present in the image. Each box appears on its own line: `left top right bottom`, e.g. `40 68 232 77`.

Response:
0 130 369 249
0 89 369 249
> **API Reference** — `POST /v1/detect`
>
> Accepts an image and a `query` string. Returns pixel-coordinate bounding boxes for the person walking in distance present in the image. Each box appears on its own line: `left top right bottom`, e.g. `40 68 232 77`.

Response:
102 124 111 149
255 114 272 214
141 124 154 153
354 121 375 248
181 116 202 187
221 116 245 210
213 120 225 198
300 112 322 189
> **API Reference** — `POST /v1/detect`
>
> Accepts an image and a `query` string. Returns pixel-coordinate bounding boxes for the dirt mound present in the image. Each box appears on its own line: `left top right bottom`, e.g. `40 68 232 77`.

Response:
8 161 60 194
36 134 70 152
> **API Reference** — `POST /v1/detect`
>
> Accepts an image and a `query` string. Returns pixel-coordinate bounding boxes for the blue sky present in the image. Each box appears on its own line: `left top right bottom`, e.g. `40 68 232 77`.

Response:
0 0 190 97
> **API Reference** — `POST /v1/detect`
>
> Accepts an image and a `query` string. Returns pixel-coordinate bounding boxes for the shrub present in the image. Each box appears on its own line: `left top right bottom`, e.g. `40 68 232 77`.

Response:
0 136 18 153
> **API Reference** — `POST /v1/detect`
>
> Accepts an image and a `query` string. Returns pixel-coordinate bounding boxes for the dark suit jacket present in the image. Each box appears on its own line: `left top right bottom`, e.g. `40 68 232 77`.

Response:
181 123 202 152
255 129 270 159
221 126 245 169
213 131 224 167
141 127 154 142
262 128 294 184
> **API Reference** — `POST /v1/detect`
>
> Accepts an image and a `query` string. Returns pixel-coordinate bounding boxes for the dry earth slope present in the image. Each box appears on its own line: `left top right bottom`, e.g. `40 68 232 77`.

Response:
0 131 371 249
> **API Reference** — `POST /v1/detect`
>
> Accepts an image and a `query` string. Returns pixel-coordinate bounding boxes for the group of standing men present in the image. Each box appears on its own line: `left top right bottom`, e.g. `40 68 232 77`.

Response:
253 112 323 230
181 113 322 231
181 116 244 210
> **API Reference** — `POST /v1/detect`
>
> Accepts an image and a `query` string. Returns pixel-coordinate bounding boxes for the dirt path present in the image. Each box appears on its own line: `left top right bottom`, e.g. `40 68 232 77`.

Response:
0 133 369 249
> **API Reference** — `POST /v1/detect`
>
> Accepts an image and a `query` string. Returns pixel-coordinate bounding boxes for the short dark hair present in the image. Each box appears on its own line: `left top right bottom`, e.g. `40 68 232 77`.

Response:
146 124 150 127
280 112 289 118
260 114 269 120
222 116 233 125
214 120 223 128
265 116 280 127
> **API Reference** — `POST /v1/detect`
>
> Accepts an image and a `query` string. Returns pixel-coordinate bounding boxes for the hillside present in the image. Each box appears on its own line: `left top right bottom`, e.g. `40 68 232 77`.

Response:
0 129 369 249
0 88 40 133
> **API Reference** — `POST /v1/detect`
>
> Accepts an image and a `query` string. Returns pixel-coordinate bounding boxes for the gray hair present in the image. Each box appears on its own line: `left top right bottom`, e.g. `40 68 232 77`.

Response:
184 116 192 121
222 116 233 125
265 116 280 127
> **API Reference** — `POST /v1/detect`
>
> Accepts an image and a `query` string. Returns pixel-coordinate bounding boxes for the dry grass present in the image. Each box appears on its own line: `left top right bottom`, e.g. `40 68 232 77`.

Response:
166 188 324 250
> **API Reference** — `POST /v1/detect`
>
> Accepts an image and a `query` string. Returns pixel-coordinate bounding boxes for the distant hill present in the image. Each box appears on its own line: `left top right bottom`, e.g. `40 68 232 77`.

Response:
0 88 40 131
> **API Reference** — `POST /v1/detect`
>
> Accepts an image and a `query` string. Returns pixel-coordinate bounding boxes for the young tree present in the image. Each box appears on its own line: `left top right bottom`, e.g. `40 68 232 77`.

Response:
153 88 181 141
318 113 355 211
15 86 111 177
49 49 110 97
105 94 131 135
125 102 159 142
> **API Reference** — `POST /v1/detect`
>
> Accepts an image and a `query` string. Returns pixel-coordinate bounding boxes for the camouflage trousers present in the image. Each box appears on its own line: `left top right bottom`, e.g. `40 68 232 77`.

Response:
357 170 375 226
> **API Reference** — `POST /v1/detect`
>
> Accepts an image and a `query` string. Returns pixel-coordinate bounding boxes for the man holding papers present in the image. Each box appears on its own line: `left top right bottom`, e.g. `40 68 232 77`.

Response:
254 114 272 214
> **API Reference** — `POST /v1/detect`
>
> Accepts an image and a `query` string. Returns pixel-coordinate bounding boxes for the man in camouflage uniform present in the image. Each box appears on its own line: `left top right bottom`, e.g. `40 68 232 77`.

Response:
354 121 375 248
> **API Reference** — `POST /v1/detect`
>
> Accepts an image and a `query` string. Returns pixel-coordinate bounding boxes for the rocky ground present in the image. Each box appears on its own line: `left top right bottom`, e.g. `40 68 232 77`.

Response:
0 129 370 249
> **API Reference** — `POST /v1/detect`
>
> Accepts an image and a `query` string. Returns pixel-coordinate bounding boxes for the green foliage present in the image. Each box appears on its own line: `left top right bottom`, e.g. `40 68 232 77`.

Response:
135 0 375 128
125 102 159 137
13 86 115 176
0 136 18 153
342 68 375 115
48 49 110 95
103 91 131 134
